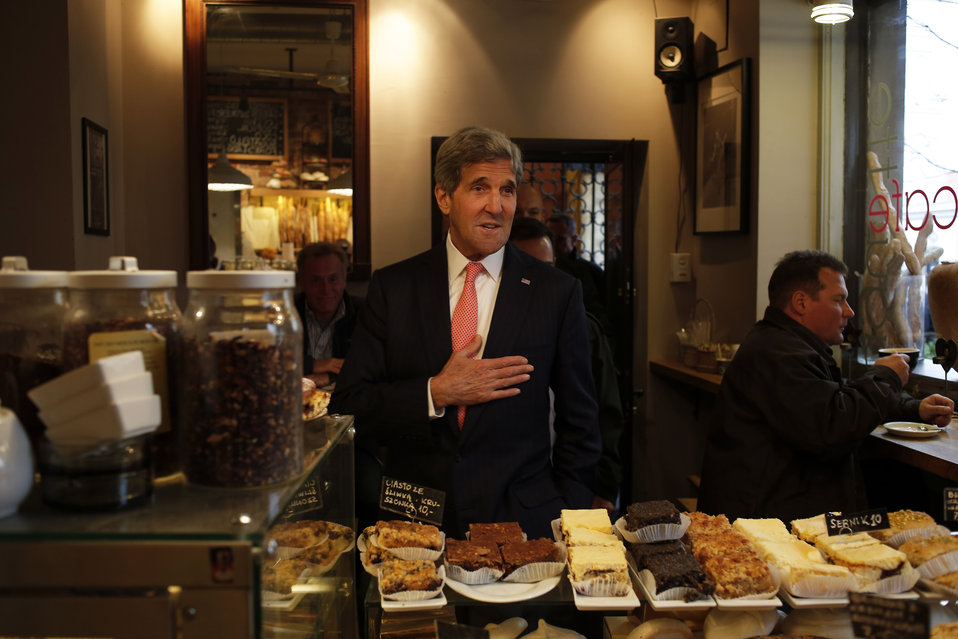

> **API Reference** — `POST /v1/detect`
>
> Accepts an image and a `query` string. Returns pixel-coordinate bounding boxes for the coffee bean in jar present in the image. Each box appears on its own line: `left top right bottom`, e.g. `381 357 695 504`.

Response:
62 256 182 476
182 270 303 488
0 257 68 450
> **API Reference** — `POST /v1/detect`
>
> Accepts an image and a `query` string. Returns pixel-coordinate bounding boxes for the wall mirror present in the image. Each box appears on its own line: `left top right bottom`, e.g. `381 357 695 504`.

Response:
184 0 370 278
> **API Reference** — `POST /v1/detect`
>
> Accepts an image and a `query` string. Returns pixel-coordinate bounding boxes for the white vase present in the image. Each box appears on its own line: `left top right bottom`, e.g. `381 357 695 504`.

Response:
0 407 34 518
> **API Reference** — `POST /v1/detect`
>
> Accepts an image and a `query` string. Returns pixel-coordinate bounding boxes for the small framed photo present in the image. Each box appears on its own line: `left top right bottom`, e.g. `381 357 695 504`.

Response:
82 117 110 236
695 59 751 235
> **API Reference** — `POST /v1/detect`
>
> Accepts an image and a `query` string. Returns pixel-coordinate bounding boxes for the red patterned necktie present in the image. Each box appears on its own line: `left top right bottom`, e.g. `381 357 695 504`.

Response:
451 261 482 428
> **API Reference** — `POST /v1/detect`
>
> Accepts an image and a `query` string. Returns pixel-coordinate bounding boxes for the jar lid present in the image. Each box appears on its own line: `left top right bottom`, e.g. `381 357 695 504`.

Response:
0 256 68 288
187 270 295 289
69 270 178 289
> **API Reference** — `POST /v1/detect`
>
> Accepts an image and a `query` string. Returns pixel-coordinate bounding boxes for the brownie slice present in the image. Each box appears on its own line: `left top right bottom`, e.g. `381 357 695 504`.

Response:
499 538 559 575
444 538 502 572
625 500 680 530
643 551 714 599
469 522 524 545
627 540 687 568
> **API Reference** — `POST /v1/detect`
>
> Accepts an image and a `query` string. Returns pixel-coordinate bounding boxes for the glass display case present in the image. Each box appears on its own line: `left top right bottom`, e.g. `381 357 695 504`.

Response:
0 414 357 639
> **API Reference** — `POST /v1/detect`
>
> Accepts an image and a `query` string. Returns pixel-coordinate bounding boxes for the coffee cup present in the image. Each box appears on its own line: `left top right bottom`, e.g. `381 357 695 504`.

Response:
878 347 920 371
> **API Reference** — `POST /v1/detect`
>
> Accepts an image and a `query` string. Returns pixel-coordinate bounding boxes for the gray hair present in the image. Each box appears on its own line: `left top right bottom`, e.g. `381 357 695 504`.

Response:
433 125 523 195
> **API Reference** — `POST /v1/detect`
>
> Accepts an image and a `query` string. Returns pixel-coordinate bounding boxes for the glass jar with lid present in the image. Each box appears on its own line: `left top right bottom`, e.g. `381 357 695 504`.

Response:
182 270 303 488
63 256 182 476
0 256 68 449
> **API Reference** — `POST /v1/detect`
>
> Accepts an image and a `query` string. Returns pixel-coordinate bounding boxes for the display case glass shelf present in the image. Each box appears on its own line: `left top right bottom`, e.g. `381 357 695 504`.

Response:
0 414 357 639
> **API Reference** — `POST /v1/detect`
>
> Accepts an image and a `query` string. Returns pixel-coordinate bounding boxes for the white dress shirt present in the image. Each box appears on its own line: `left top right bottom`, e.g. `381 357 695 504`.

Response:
427 234 505 417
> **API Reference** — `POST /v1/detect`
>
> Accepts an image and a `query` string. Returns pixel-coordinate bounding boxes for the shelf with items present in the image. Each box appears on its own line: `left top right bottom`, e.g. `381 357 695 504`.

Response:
0 414 358 639
242 187 353 253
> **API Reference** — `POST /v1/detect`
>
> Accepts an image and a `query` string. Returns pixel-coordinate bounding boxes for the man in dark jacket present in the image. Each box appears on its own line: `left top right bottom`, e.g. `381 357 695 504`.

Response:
294 242 362 387
698 250 953 522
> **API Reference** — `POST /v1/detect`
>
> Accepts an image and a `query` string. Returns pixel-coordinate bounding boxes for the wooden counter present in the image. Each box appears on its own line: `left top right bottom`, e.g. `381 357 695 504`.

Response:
649 358 723 394
868 419 958 483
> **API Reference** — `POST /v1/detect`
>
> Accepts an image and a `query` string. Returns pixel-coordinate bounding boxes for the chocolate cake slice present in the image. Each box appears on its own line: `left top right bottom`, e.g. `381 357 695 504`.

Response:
625 500 680 530
643 551 714 599
500 538 559 575
444 538 502 572
627 540 687 568
469 522 524 545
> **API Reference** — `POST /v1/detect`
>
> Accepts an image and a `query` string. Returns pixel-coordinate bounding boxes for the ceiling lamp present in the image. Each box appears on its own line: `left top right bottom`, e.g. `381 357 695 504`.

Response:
208 151 253 191
810 1 854 24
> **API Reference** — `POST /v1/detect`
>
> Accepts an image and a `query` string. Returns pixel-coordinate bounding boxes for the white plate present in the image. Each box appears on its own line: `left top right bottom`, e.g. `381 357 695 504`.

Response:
444 575 561 603
570 577 641 610
714 595 783 610
381 591 447 611
883 422 943 438
780 589 849 609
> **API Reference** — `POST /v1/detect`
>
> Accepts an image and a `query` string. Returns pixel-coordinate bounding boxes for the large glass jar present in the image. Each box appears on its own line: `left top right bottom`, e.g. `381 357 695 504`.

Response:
182 270 303 488
0 257 68 449
63 256 182 476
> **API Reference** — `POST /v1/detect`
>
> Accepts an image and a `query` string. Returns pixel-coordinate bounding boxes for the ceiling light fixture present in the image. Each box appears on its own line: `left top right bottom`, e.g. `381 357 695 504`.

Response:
810 1 854 24
208 150 253 191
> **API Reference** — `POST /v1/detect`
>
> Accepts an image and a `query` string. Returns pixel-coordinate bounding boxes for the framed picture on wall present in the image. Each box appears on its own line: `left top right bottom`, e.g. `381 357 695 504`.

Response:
695 58 751 235
82 118 110 236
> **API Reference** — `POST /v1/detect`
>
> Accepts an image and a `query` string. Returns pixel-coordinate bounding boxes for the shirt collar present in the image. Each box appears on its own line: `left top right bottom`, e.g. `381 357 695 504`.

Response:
445 233 505 282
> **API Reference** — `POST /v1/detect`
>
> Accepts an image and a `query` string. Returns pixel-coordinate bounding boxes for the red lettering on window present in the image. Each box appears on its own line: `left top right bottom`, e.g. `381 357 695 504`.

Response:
869 195 889 233
906 190 930 230
934 186 957 230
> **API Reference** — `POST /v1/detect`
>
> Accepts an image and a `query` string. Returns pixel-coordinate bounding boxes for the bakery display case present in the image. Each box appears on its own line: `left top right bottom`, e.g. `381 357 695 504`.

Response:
0 413 358 639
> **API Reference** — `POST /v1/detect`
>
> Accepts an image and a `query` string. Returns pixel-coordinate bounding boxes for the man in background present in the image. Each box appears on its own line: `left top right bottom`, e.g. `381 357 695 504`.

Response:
698 249 954 521
510 217 625 516
516 183 546 222
547 212 609 333
295 242 362 387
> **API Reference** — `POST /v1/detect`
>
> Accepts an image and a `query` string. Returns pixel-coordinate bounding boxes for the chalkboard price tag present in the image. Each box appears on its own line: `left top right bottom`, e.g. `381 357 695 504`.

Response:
849 592 928 639
282 477 323 520
944 488 958 522
435 621 489 639
380 476 445 526
825 508 889 535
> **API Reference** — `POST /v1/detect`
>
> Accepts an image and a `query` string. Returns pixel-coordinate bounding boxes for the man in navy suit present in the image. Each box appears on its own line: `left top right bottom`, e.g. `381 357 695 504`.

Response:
331 126 601 538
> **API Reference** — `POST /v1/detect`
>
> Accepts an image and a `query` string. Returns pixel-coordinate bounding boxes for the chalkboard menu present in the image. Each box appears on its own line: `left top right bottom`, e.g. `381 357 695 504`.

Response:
208 97 287 160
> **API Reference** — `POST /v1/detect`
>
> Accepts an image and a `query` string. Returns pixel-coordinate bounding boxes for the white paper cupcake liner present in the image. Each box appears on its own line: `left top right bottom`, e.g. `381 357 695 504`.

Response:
616 513 691 543
637 569 710 602
379 565 446 601
273 545 306 560
917 550 958 579
443 563 503 585
885 525 952 549
502 544 568 583
782 571 856 599
853 563 920 594
570 573 632 597
919 576 958 598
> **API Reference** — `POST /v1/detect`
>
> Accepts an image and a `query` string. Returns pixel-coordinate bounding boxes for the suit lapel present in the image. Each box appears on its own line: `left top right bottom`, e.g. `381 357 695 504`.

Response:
418 243 453 373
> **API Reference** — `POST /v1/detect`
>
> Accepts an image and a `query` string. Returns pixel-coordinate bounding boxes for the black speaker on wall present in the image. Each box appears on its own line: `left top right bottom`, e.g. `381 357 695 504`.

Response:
654 17 694 84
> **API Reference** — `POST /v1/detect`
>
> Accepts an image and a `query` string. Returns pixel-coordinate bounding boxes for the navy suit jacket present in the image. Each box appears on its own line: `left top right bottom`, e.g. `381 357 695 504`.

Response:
330 241 601 537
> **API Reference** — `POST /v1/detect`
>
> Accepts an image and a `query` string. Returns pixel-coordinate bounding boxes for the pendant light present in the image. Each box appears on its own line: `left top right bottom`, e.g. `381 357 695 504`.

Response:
208 150 253 192
810 1 854 24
